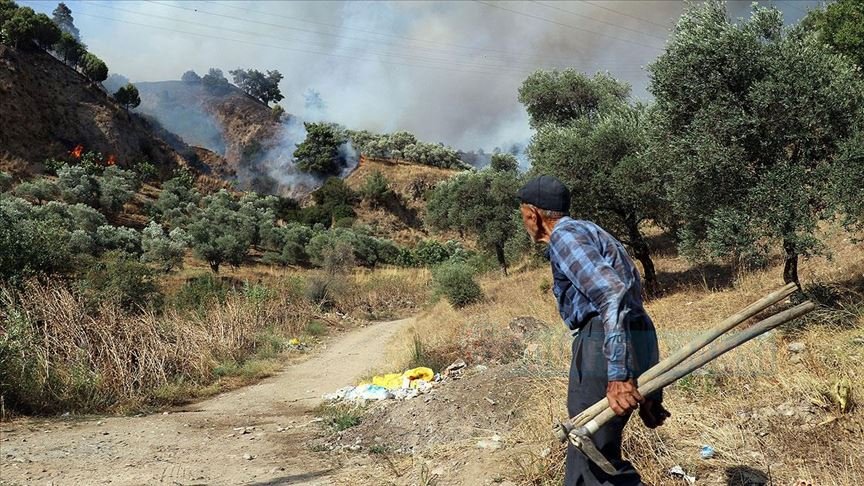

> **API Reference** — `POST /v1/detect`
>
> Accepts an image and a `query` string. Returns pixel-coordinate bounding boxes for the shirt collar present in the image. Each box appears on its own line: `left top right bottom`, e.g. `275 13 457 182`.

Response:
551 216 573 235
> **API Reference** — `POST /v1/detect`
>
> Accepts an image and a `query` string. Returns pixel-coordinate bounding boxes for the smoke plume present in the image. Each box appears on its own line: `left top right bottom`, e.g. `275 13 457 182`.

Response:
36 0 820 160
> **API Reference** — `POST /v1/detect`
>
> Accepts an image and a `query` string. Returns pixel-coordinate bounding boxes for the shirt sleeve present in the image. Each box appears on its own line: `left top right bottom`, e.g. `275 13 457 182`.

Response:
550 229 631 381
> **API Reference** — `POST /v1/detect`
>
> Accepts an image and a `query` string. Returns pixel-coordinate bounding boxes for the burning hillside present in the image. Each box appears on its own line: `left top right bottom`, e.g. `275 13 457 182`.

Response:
0 45 186 176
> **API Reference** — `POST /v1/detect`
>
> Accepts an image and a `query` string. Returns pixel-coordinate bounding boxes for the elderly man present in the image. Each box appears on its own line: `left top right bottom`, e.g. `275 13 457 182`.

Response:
517 175 670 485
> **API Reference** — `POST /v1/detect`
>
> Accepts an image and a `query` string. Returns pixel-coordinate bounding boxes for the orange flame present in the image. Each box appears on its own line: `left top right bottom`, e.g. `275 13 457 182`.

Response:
70 144 84 159
106 154 116 166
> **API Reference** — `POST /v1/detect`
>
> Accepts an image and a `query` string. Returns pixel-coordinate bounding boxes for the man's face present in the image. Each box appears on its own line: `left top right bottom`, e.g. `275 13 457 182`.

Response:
520 204 541 242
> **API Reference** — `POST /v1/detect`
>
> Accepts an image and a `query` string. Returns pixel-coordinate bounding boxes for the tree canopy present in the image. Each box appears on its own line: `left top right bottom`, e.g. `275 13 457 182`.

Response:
53 31 84 66
802 0 864 69
113 83 141 113
521 70 669 288
518 70 629 128
294 123 349 177
51 2 78 40
2 6 60 50
80 51 108 82
202 68 231 94
426 168 522 275
648 1 864 284
229 68 284 105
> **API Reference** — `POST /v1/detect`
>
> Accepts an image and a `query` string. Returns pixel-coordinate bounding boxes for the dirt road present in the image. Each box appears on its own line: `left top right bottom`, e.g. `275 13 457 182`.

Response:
1 318 413 485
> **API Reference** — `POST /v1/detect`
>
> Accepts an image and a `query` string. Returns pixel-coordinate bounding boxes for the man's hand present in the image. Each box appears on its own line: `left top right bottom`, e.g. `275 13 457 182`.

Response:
606 379 643 416
638 399 671 428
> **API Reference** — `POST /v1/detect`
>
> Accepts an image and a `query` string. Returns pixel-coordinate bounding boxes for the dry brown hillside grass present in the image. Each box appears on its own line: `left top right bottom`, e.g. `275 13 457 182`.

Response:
0 46 185 176
345 156 464 245
393 227 864 485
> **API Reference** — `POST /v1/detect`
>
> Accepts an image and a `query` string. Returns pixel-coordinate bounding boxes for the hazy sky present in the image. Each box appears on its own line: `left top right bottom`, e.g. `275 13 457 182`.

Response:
22 0 823 152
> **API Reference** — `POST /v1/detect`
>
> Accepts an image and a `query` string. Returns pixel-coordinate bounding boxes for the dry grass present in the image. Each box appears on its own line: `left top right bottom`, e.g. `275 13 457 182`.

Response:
0 278 315 414
392 227 864 485
0 265 431 416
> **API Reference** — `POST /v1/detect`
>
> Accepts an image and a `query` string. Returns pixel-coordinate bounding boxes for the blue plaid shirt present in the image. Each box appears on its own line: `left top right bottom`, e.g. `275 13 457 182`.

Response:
549 217 647 382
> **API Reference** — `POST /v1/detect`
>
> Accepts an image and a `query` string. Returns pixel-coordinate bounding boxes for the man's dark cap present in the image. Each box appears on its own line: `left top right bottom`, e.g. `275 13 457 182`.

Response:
517 175 570 213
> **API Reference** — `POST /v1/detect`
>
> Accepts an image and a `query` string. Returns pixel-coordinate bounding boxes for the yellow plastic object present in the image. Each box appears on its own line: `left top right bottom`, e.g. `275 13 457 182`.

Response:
288 338 301 346
372 373 405 390
403 367 434 386
368 367 435 390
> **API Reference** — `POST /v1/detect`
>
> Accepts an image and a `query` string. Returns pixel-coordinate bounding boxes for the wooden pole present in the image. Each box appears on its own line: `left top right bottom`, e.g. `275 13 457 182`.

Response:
576 301 816 435
571 283 798 427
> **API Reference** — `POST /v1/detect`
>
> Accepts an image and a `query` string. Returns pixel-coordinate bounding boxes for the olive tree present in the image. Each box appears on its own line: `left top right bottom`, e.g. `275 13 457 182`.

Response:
152 176 201 228
141 221 188 272
14 178 59 204
96 166 137 216
520 70 669 288
801 0 864 69
648 1 864 284
187 190 255 272
426 168 521 275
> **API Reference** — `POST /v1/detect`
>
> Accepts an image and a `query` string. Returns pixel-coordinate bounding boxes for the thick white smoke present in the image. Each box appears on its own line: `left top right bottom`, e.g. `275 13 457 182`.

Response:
40 0 820 161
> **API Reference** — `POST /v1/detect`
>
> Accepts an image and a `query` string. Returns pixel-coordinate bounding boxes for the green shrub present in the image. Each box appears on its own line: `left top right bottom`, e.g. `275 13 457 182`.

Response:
319 403 363 431
77 251 162 311
0 171 12 192
13 179 59 203
413 239 454 266
170 273 230 312
133 161 158 183
305 275 337 309
305 320 328 336
359 170 392 207
432 261 483 308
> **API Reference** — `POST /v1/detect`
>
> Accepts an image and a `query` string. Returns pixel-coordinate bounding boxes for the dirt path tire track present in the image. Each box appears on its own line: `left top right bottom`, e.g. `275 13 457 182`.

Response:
1 318 414 485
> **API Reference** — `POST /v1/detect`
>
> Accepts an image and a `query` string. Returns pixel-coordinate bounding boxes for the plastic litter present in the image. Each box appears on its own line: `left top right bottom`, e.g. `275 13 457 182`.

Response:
700 445 715 459
403 367 434 386
287 337 306 350
370 367 435 390
668 465 696 485
444 359 467 379
346 384 391 401
322 386 355 402
324 366 439 403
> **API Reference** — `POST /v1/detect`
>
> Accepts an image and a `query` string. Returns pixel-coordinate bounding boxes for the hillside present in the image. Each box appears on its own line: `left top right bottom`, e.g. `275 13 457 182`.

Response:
345 155 464 244
0 46 186 176
134 80 294 194
134 80 280 161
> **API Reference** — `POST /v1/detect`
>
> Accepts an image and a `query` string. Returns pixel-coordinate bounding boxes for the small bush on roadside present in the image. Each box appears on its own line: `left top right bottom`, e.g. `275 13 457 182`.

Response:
432 261 483 308
305 320 328 336
318 403 363 431
305 275 337 309
170 273 231 312
77 251 162 312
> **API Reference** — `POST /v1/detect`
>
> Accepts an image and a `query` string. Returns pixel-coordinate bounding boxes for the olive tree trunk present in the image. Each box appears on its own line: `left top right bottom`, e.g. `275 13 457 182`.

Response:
624 217 657 294
783 239 799 286
495 242 508 276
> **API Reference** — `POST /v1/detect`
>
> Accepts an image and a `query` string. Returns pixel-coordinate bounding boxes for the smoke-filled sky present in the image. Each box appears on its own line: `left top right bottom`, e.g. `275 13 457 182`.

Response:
24 0 822 152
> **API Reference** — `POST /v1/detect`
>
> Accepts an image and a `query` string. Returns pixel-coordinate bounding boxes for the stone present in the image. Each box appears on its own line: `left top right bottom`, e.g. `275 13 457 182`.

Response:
243 454 254 461
508 316 547 337
787 342 806 353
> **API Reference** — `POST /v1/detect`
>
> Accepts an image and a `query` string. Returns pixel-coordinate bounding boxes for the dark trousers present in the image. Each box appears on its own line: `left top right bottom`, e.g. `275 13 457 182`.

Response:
564 310 660 486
